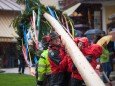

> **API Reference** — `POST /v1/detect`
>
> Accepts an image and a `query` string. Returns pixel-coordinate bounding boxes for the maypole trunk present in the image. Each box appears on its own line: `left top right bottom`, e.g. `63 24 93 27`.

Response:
43 12 105 86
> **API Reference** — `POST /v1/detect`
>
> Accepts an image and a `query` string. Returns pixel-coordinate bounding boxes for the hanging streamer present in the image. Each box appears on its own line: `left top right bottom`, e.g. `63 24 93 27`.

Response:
61 15 64 26
47 6 56 19
55 11 74 39
33 10 37 44
37 6 41 40
21 38 35 76
22 44 35 76
29 51 33 67
22 24 28 58
62 14 69 31
47 6 74 39
69 20 75 38
32 10 39 49
21 24 35 76
54 11 61 23
26 0 30 12
34 56 38 64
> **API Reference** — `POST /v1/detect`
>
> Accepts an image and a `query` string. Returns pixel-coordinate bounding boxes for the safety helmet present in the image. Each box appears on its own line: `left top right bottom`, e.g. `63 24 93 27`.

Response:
49 31 60 41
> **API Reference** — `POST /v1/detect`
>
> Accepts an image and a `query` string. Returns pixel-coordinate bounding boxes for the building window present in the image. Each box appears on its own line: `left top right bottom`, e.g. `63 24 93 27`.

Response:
94 11 101 29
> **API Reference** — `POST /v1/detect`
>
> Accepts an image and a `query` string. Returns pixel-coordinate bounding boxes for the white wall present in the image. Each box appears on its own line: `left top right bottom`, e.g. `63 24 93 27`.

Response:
102 1 115 33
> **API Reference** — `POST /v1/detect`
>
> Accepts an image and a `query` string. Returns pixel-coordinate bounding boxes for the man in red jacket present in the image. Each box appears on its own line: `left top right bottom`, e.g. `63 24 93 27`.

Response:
48 31 67 86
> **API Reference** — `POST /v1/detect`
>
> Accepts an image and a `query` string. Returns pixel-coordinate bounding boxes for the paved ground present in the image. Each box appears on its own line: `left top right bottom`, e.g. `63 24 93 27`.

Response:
0 67 115 86
0 67 33 75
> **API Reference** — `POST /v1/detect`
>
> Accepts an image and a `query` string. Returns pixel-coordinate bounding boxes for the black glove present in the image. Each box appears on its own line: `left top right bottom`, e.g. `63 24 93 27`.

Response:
86 56 92 63
37 81 43 86
72 64 77 71
37 85 41 86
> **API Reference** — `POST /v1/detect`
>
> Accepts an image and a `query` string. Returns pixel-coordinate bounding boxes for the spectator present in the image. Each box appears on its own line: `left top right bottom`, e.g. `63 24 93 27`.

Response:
100 44 112 83
18 53 26 74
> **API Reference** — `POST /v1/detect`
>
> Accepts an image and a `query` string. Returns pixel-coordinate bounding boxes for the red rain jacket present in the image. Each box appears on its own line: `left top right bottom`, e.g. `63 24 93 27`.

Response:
48 45 67 74
86 44 102 69
67 37 90 80
68 37 102 80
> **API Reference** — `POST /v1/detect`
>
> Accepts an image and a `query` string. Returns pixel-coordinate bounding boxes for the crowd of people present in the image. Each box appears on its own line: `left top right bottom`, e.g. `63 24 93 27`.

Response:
35 31 115 86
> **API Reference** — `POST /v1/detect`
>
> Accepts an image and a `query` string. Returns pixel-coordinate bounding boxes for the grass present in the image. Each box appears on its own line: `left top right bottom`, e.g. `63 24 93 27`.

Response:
0 73 36 86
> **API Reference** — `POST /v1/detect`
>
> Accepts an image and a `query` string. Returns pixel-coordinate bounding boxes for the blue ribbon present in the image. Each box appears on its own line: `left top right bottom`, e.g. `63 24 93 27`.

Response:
34 56 38 64
47 6 56 19
26 0 30 12
22 24 28 58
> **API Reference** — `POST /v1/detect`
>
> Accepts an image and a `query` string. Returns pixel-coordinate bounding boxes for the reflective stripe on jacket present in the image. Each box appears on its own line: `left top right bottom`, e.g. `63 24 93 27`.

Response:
37 49 51 81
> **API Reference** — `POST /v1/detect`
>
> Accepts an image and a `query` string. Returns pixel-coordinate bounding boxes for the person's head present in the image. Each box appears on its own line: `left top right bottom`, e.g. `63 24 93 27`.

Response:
77 41 84 50
77 37 89 50
49 31 61 45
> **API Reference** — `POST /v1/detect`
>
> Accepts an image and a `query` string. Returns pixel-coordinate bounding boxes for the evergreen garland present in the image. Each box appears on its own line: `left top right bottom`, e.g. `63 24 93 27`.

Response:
13 0 74 60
